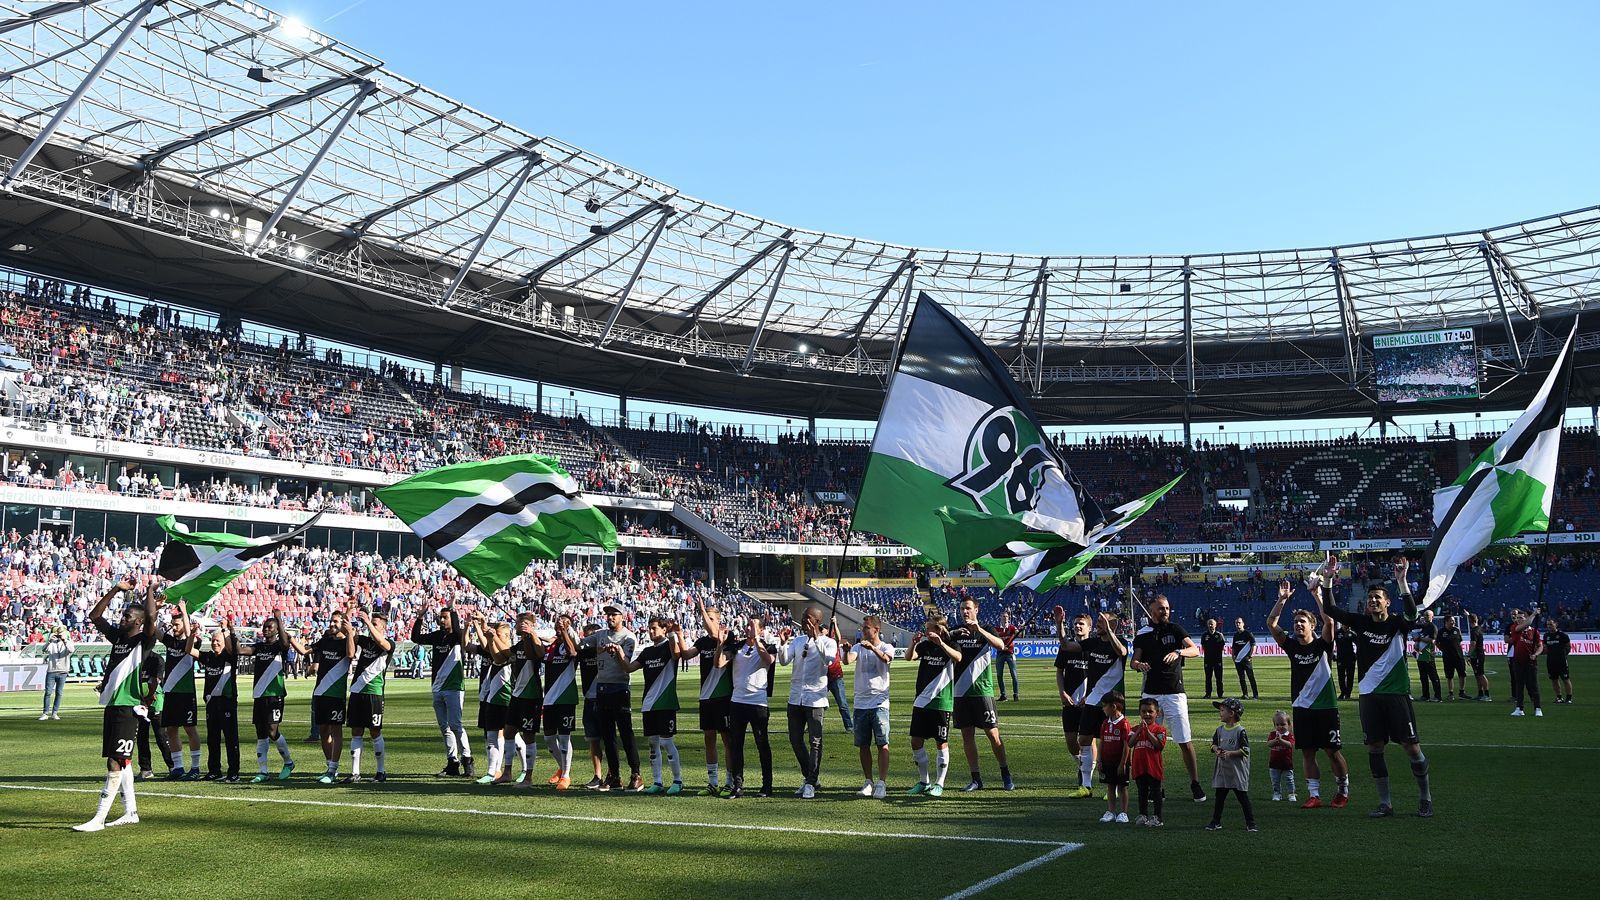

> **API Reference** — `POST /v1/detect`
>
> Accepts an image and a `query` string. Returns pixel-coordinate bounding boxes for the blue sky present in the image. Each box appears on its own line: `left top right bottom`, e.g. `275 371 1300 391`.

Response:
273 1 1598 436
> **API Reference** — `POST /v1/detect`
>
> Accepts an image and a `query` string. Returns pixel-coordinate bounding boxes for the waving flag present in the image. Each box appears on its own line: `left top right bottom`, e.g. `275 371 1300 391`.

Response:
375 454 618 598
958 473 1184 593
853 292 1104 568
157 512 323 613
1422 321 1577 610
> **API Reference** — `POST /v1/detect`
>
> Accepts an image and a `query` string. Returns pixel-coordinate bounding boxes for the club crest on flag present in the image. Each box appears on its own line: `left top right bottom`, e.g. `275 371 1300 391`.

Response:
947 405 1060 515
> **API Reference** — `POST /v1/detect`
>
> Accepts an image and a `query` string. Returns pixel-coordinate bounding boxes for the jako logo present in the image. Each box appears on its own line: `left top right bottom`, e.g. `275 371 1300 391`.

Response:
947 406 1057 514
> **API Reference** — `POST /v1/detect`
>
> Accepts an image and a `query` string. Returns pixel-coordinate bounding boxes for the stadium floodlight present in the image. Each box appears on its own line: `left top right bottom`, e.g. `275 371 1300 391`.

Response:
247 67 272 83
209 208 222 218
279 17 311 41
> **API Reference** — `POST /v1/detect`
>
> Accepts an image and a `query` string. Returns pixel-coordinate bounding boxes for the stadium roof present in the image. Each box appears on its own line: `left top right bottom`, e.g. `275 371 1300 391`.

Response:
0 0 1597 424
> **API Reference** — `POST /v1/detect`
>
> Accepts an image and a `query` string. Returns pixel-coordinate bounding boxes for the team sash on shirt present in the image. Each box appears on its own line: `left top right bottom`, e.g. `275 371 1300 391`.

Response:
543 663 576 706
1294 654 1336 709
1083 659 1125 706
479 664 510 703
351 653 388 694
511 659 538 697
251 656 284 699
206 664 234 701
642 659 676 712
163 653 195 693
314 658 350 697
432 646 461 692
1234 643 1252 664
953 647 992 695
1359 635 1409 695
99 645 144 706
699 664 727 701
913 661 955 708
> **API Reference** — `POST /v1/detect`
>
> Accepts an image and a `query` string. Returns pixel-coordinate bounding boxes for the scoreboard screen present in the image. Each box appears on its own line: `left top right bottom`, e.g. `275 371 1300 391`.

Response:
1373 328 1479 404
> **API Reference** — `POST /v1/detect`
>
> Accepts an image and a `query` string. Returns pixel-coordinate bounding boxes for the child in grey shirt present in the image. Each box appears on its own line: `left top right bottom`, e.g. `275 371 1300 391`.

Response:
1206 698 1257 832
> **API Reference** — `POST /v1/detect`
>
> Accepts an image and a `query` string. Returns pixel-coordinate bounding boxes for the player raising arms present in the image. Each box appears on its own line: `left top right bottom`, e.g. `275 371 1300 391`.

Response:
906 614 962 797
308 609 352 784
507 612 547 787
412 601 472 778
75 579 158 832
192 617 240 782
1060 610 1129 800
159 604 203 780
1055 610 1093 798
687 600 734 795
630 616 686 795
1316 556 1433 818
345 606 392 783
1267 561 1350 810
948 597 1013 792
250 607 305 784
541 612 581 790
467 613 515 785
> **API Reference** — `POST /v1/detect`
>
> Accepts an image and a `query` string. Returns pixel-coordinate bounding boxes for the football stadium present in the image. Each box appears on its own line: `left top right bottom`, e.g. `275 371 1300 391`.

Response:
0 2 1596 897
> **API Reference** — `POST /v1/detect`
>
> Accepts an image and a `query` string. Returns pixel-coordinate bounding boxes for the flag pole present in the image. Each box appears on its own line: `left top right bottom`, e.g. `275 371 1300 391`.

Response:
1533 528 1553 617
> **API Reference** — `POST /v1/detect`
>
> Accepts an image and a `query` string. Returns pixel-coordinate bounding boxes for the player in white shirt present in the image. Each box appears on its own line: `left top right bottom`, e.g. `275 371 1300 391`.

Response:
777 607 836 799
847 615 894 799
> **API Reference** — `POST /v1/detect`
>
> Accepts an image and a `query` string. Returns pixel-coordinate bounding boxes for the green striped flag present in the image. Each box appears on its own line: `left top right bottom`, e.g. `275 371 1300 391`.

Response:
1422 321 1576 610
955 473 1184 593
156 512 323 613
853 292 1103 568
374 454 618 598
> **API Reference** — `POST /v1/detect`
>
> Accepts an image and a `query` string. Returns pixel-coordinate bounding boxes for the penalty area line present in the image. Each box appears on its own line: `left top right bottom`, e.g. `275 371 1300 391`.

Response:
0 784 1075 850
941 842 1081 899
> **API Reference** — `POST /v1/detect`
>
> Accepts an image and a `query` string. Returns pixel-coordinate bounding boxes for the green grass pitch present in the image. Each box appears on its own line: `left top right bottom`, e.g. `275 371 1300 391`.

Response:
2 658 1594 898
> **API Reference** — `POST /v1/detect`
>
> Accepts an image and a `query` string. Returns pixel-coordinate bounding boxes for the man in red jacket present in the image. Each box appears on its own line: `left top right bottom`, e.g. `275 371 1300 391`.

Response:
1507 610 1543 718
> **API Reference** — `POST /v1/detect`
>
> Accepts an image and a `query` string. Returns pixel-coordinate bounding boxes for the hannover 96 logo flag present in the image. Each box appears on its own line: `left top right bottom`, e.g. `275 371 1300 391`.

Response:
157 512 323 613
853 292 1104 569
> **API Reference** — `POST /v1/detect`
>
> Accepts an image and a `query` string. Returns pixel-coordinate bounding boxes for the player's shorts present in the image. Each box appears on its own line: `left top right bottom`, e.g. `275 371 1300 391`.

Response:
1060 702 1082 735
853 705 890 748
509 696 543 734
1546 660 1570 679
252 697 285 738
164 692 198 728
1101 758 1129 787
908 705 950 743
699 698 731 733
1357 693 1418 745
581 700 599 741
102 705 138 759
1442 655 1466 679
643 709 678 738
1469 654 1486 677
348 694 385 730
477 701 508 732
312 696 347 727
952 695 997 730
1077 702 1107 739
1292 706 1342 751
1141 692 1192 743
543 703 576 736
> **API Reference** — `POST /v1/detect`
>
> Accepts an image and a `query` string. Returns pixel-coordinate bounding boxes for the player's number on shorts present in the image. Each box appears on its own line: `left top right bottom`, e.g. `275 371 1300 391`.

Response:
271 708 283 723
115 738 134 755
1329 728 1341 745
331 709 344 724
371 713 383 728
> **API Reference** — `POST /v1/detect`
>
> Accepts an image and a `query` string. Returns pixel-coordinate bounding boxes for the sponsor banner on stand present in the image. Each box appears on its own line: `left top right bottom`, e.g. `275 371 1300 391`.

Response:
745 542 919 557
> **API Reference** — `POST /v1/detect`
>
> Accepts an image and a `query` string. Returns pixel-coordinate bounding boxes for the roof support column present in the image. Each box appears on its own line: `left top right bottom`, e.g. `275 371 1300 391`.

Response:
1479 238 1531 372
1182 258 1195 395
2 0 161 189
596 206 674 348
1329 250 1360 384
884 260 920 389
739 240 796 372
252 82 376 255
438 153 544 307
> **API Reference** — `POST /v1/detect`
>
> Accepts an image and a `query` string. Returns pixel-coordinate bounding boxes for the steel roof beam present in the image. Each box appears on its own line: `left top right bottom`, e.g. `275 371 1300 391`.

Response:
595 206 675 348
1480 233 1541 318
1329 250 1360 383
352 143 537 234
438 152 545 307
849 253 918 343
0 1 98 37
1479 239 1529 371
674 230 793 336
1 0 160 190
1182 259 1196 395
740 240 795 372
528 200 668 284
251 81 376 255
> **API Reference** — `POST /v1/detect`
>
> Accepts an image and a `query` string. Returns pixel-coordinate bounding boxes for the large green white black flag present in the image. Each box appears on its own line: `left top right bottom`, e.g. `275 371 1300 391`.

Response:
157 512 323 613
853 292 1104 569
375 454 618 598
1422 320 1577 610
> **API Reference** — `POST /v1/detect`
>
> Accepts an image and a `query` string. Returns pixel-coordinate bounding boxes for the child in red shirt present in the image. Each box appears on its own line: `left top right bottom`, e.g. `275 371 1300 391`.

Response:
1098 692 1133 823
1267 709 1297 802
1130 697 1170 826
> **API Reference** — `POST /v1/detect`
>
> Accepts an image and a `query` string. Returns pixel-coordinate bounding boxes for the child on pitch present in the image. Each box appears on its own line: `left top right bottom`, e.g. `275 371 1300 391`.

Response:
1267 710 1297 802
1097 692 1133 823
1129 697 1169 826
1205 698 1257 832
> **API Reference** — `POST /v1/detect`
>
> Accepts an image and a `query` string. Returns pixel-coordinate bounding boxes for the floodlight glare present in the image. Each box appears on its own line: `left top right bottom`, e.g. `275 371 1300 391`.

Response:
279 17 311 41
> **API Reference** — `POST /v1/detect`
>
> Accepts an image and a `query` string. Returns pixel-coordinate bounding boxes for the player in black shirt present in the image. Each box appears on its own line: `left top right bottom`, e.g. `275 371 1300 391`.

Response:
1199 618 1226 698
1438 616 1467 701
506 611 547 786
1335 625 1358 699
412 601 472 778
75 578 158 832
307 609 351 784
1545 619 1573 704
1230 618 1259 699
159 607 202 780
1467 613 1490 701
192 618 240 781
689 599 735 795
346 607 393 783
1130 594 1205 802
1055 610 1091 797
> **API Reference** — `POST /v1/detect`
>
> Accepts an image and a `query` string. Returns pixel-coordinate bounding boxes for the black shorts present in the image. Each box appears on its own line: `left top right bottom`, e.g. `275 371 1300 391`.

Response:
699 698 731 733
1102 763 1129 787
1442 655 1466 679
165 693 198 728
1060 703 1082 735
1078 702 1107 739
952 695 997 730
909 705 951 743
102 705 138 760
313 696 347 727
1357 693 1418 745
543 703 576 736
509 697 543 734
1470 654 1486 676
1292 706 1343 751
477 701 508 732
252 697 285 739
643 709 678 738
1547 660 1570 679
348 694 385 731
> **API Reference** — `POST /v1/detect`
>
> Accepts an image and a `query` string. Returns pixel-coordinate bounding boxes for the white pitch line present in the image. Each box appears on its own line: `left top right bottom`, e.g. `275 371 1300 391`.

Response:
0 784 1072 848
942 842 1081 899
